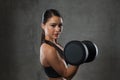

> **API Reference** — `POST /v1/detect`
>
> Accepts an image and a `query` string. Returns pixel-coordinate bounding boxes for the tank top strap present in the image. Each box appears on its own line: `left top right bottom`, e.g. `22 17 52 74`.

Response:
43 40 64 58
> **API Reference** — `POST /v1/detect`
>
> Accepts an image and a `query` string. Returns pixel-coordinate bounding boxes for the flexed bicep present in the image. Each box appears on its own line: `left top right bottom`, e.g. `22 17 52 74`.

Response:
46 47 67 77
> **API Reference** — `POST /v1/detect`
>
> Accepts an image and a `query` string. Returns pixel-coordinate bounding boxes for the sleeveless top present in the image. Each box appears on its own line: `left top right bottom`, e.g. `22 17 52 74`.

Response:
42 40 64 78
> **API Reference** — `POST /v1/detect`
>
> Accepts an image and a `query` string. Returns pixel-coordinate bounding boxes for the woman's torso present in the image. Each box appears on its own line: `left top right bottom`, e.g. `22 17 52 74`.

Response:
40 40 66 80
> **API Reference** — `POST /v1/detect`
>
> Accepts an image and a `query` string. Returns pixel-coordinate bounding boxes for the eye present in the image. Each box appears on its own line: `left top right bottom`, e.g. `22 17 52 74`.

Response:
59 23 63 28
51 25 56 27
50 23 56 28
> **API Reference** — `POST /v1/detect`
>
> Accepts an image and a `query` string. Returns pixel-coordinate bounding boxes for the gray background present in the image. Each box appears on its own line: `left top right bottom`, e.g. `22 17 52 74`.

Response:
0 0 120 80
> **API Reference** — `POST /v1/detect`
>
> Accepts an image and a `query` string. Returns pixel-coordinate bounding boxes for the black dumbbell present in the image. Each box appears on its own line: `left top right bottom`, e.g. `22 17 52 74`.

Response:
64 40 98 66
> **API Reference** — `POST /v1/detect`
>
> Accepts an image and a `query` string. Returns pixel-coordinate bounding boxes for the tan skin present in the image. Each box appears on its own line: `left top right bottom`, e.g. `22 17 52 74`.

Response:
40 16 79 80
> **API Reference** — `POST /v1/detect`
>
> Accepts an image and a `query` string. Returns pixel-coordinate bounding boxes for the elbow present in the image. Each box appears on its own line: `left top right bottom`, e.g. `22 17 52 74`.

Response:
62 70 72 80
61 66 78 79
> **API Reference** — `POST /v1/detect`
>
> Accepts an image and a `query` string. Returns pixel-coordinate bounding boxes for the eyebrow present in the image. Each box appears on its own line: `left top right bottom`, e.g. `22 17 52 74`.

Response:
50 23 63 25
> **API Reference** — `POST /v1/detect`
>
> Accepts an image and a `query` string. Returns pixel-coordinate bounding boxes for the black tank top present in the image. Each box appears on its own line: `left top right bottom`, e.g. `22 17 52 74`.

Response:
43 40 64 78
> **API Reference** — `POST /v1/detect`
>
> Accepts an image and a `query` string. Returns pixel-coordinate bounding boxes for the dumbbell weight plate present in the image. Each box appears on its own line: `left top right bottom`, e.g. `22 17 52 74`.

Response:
82 40 98 63
64 40 88 66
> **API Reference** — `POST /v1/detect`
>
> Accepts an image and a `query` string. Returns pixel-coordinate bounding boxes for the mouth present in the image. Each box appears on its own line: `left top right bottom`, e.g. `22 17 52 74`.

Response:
54 33 59 37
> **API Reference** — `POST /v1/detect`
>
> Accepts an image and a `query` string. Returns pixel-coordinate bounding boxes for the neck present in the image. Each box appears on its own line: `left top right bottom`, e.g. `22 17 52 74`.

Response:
45 36 57 44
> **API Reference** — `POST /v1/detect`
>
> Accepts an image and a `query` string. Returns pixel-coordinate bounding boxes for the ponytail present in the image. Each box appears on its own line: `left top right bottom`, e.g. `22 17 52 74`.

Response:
41 29 45 45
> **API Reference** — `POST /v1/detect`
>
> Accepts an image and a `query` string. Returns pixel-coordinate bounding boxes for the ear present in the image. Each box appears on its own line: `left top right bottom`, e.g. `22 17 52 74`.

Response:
41 23 45 30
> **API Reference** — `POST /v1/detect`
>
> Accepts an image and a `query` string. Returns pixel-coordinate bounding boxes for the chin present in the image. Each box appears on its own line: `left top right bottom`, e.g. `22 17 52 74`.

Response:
54 37 59 40
54 37 58 40
53 35 60 40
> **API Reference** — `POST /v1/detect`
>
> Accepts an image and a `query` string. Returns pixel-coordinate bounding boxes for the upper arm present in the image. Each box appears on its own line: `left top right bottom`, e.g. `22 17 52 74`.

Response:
45 45 67 76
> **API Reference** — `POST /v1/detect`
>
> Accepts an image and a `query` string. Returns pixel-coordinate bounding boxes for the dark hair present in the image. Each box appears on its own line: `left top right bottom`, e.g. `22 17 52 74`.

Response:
41 9 62 44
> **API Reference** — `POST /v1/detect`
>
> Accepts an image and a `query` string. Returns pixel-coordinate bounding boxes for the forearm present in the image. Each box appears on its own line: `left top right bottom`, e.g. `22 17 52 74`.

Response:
63 65 79 80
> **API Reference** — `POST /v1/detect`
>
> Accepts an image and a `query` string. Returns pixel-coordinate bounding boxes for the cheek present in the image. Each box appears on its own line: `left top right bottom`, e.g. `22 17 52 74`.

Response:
45 27 53 35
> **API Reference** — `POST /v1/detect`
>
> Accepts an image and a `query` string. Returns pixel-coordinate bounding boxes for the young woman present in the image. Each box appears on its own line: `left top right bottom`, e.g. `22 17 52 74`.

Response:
40 9 79 80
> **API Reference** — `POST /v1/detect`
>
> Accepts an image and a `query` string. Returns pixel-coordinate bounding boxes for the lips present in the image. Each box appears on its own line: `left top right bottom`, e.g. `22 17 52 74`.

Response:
54 34 59 37
54 33 59 37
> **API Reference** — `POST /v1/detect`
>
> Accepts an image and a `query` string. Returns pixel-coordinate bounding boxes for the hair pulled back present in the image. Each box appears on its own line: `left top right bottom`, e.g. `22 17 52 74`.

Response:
41 9 62 44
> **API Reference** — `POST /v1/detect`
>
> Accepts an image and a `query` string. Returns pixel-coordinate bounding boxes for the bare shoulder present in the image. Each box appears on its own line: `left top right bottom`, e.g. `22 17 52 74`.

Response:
40 43 58 66
40 43 57 56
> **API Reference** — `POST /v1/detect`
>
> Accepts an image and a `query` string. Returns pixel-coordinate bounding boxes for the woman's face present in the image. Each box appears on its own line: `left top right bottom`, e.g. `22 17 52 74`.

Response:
42 16 63 41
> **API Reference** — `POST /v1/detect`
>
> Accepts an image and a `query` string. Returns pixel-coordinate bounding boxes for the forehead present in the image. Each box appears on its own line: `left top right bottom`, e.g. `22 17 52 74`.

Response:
47 16 63 24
